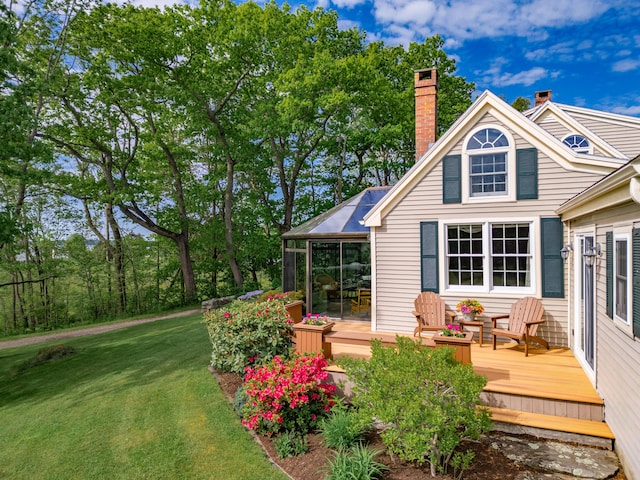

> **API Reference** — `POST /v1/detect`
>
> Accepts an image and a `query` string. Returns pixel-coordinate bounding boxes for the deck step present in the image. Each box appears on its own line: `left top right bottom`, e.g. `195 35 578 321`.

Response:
324 330 412 347
486 406 615 440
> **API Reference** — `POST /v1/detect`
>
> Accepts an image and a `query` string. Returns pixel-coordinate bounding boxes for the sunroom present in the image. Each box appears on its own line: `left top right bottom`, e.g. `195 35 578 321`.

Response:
281 186 391 321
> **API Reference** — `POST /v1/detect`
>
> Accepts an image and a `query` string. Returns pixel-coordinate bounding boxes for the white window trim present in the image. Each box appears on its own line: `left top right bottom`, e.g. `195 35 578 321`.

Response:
561 133 593 155
461 124 517 204
440 218 537 295
613 231 632 330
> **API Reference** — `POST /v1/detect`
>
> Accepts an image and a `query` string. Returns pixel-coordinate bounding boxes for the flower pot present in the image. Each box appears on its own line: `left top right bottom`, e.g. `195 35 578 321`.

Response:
433 330 473 364
462 312 476 322
293 321 334 358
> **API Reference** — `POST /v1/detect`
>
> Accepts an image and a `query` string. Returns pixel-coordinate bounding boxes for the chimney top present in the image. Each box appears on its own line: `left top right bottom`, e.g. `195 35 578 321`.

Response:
414 68 438 160
415 68 438 88
535 90 552 106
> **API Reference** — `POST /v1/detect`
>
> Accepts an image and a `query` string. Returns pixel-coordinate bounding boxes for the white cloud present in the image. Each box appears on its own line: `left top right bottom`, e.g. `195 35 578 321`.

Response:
382 23 421 46
443 37 461 50
612 58 640 73
337 18 361 30
519 0 609 28
370 0 615 45
612 104 640 116
480 60 550 87
374 0 436 27
331 0 368 8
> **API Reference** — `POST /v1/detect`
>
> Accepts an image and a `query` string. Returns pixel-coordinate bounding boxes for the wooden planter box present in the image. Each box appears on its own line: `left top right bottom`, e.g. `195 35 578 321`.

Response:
433 331 473 364
285 300 305 324
293 321 334 358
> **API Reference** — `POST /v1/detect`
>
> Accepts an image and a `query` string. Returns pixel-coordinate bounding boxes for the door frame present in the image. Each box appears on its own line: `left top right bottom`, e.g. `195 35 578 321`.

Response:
572 231 596 381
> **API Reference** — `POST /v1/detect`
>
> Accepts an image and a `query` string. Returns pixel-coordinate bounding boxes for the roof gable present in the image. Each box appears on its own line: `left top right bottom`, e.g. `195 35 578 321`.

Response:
525 102 628 159
365 91 625 227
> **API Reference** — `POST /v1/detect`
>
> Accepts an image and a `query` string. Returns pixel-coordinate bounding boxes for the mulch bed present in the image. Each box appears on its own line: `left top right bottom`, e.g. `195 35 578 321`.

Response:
210 369 537 480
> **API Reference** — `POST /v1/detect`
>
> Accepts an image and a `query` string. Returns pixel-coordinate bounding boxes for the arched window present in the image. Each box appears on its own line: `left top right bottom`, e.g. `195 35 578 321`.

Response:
563 134 590 154
465 128 510 197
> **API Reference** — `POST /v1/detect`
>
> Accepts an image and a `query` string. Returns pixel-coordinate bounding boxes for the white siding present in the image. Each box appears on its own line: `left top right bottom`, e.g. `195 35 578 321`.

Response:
569 114 640 159
535 111 571 141
373 114 603 347
569 201 640 480
534 110 610 157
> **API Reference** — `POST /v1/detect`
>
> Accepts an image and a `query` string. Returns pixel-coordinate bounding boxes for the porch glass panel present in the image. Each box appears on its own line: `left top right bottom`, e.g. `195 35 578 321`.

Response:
309 241 370 319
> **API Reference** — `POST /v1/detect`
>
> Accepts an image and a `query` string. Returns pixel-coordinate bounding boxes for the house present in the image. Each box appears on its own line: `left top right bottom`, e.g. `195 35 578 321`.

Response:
360 68 640 479
282 67 640 478
556 154 640 480
364 69 640 340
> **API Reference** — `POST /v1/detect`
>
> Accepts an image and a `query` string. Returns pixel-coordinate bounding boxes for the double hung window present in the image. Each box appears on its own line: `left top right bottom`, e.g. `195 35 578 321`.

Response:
446 222 532 292
613 234 630 324
466 128 509 197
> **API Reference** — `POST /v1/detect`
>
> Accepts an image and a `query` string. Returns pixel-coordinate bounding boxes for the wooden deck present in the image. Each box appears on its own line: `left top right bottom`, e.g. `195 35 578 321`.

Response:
323 321 614 443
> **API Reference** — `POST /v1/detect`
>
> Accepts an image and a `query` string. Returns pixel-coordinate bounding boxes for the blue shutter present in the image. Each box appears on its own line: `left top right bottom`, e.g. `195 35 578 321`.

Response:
606 231 613 319
517 148 538 200
442 155 461 204
420 221 439 292
632 228 640 338
541 217 564 298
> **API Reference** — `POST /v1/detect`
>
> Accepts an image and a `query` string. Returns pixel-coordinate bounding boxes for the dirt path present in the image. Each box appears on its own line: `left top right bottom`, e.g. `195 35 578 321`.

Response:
0 309 202 350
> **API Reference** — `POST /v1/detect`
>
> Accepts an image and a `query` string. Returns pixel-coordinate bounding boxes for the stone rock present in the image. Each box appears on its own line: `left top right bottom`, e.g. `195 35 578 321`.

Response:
515 472 580 480
489 434 619 480
201 295 235 312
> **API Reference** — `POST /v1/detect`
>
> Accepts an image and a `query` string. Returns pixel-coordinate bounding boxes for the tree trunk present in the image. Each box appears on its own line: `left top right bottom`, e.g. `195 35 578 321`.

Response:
105 204 127 313
224 155 243 287
175 233 197 303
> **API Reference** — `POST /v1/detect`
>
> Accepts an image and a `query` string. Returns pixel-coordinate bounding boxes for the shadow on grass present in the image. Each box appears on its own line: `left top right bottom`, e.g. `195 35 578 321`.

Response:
0 313 212 407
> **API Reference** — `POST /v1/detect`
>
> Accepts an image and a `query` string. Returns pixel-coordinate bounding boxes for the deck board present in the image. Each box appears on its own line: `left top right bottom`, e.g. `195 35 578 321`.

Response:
328 321 602 406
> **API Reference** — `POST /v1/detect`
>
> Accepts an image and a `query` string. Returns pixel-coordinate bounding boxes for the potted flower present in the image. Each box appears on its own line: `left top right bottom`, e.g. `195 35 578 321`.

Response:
434 324 473 364
301 313 330 326
440 323 465 338
456 299 484 321
294 313 335 358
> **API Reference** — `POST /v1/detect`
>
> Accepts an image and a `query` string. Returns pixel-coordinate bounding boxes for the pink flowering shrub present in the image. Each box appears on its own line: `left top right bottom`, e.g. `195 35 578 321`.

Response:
204 297 294 374
241 353 336 436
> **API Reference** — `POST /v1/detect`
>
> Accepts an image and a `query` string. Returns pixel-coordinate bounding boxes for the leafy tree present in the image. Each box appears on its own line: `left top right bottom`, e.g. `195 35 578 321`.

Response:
511 96 531 112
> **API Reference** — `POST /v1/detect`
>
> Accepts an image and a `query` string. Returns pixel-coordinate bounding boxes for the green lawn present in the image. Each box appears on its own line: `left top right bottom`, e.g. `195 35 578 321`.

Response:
0 314 289 480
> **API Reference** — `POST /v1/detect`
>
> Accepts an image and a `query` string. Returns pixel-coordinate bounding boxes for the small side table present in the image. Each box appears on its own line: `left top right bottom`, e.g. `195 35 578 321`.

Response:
458 316 485 346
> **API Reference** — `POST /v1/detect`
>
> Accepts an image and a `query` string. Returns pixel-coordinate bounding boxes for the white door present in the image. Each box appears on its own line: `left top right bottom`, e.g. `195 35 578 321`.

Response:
573 234 595 375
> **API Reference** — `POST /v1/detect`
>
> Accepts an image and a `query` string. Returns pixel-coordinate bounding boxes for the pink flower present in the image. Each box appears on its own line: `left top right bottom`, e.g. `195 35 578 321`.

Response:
223 311 231 318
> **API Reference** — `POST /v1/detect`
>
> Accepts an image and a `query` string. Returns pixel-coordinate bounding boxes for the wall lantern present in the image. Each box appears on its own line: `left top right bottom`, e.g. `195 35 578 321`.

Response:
583 243 601 267
560 243 573 262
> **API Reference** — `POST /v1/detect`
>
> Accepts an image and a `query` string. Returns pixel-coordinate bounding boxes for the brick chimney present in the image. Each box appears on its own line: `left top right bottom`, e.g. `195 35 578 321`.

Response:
535 90 552 106
415 68 438 160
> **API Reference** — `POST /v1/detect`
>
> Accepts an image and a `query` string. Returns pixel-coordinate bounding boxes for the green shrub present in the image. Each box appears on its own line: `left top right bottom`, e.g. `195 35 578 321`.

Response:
255 289 304 304
341 337 492 477
319 408 368 450
233 385 248 418
273 431 309 458
241 353 336 436
14 344 78 374
203 297 294 374
324 444 388 480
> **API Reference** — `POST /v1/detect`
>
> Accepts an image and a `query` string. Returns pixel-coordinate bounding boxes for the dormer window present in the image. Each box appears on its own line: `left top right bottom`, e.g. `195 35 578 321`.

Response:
466 128 510 198
563 134 590 154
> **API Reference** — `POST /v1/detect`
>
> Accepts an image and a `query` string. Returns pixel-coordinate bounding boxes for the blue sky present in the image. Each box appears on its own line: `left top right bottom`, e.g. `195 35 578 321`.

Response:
309 0 640 116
